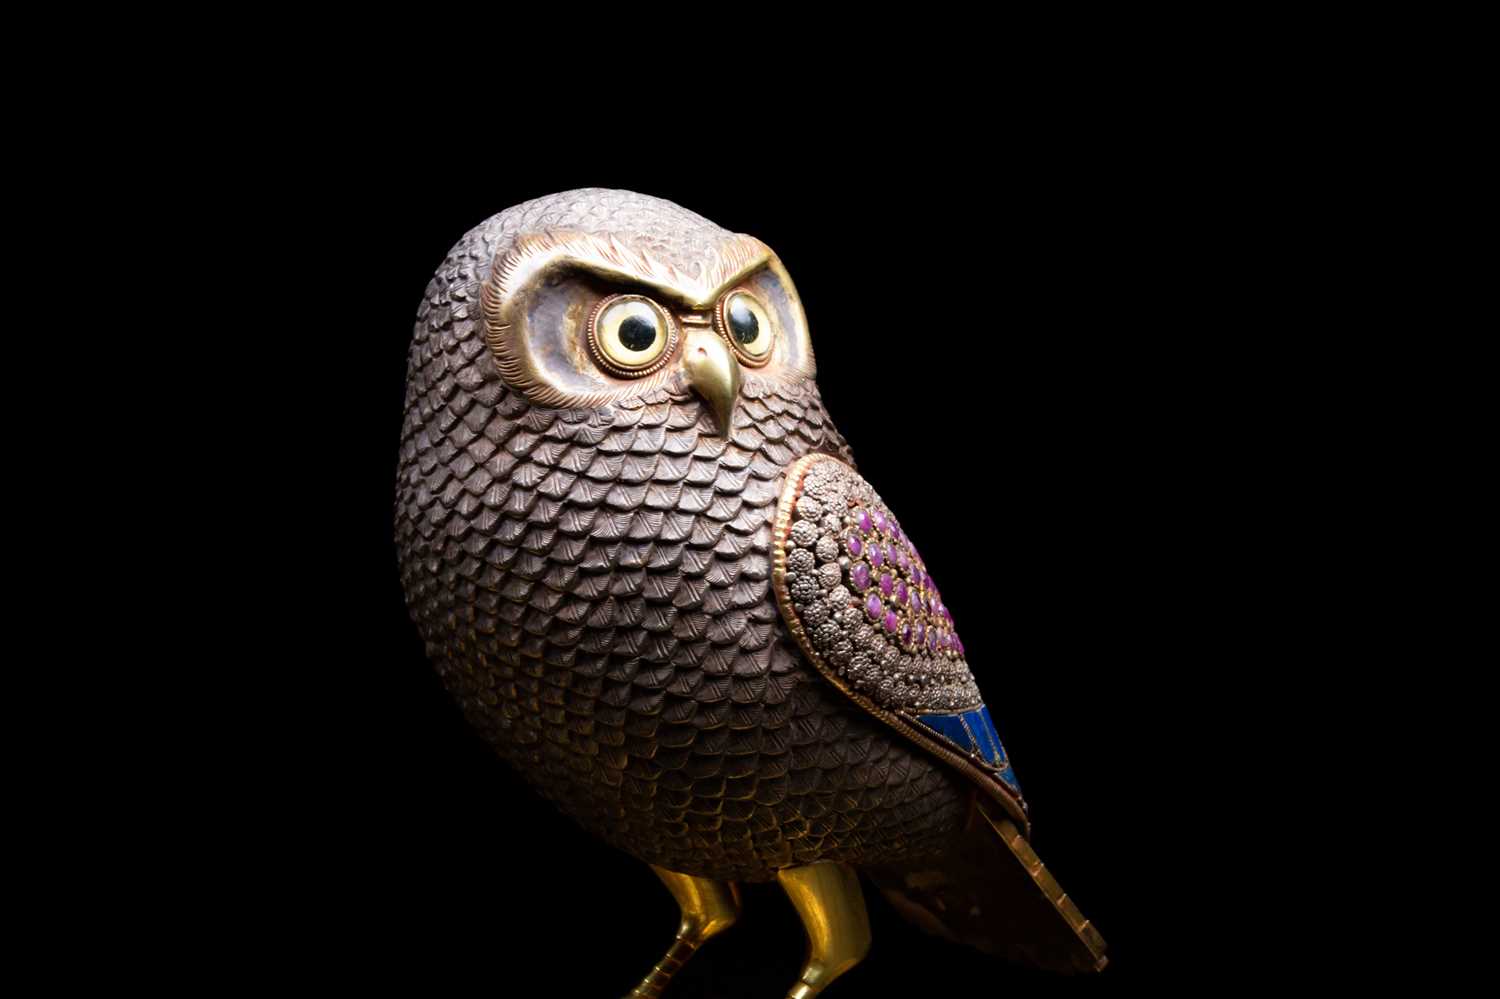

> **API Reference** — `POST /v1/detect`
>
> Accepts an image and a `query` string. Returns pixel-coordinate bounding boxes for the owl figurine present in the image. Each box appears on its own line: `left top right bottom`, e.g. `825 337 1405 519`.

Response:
396 189 1106 997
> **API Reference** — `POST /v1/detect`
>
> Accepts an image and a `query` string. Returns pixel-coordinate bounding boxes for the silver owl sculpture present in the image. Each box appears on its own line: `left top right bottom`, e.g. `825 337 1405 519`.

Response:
396 189 1106 997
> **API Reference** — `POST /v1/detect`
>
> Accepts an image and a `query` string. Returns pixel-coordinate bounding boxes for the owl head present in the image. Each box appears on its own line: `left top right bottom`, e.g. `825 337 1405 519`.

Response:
473 189 817 433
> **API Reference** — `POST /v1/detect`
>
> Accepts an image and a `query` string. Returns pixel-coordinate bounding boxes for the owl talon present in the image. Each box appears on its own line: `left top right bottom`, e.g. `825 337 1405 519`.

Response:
627 866 741 998
778 862 872 998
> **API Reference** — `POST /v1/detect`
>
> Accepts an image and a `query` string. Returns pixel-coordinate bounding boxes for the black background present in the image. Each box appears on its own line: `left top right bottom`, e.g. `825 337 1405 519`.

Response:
267 129 1286 994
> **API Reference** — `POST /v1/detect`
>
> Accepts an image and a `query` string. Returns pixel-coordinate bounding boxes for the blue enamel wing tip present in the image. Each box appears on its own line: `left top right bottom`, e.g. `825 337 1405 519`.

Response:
916 704 1022 795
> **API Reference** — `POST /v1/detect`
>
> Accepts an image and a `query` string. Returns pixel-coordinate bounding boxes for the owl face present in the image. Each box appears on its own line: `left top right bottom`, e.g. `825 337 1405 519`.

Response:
479 208 817 433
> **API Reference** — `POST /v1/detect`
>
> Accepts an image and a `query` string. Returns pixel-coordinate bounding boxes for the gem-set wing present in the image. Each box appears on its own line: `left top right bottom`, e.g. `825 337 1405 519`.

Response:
772 454 1026 825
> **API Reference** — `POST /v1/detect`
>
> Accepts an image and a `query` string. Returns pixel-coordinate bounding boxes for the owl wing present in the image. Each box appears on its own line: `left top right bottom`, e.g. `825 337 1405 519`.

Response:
771 452 1027 825
772 453 1108 973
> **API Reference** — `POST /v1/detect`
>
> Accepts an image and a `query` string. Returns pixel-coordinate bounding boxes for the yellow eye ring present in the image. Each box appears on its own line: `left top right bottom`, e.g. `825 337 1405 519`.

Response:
587 295 677 377
714 291 774 366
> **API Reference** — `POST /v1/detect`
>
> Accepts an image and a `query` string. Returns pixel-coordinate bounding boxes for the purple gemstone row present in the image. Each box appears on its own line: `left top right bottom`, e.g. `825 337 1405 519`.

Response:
846 502 965 657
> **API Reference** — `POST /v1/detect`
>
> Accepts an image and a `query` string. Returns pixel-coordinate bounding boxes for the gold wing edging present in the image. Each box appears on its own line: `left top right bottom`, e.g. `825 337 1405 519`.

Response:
770 453 1031 836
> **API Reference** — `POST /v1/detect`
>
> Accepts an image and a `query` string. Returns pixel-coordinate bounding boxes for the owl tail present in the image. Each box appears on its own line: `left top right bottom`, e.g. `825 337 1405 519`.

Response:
865 797 1108 974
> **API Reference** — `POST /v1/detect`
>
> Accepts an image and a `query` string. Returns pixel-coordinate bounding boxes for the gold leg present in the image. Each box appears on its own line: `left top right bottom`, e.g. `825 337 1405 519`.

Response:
777 862 872 999
627 865 741 999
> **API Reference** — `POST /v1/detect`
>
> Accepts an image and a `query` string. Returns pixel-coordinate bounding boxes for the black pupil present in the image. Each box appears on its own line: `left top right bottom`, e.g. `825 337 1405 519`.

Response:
618 315 657 352
728 299 759 345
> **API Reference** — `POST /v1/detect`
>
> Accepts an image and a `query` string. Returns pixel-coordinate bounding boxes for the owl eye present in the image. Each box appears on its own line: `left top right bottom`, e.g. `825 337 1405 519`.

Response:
588 295 676 377
715 291 775 365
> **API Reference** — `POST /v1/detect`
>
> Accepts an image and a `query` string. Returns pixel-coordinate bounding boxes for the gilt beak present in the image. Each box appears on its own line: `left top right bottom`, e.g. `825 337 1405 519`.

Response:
681 329 741 434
